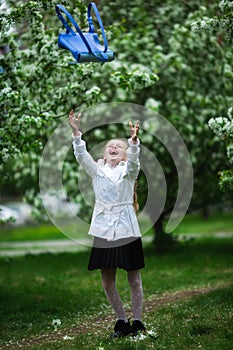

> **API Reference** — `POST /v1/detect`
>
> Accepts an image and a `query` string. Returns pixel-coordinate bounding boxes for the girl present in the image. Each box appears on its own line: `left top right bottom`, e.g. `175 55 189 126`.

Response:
69 109 146 338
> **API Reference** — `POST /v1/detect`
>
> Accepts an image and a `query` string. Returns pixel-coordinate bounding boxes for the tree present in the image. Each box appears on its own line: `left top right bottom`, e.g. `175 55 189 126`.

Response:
191 0 233 191
1 0 233 252
0 0 158 218
100 0 233 250
209 108 233 191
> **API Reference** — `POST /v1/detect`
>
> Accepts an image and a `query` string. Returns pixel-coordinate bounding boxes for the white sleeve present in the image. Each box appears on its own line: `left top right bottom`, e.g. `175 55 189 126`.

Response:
125 138 140 179
72 134 98 178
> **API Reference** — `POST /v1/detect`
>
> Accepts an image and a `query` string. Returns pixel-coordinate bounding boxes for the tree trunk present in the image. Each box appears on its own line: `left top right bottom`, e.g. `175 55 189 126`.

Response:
201 206 209 220
152 214 175 254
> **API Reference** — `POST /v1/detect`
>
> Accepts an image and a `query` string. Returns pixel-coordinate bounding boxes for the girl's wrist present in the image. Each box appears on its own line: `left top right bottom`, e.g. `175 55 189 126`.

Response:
72 132 82 143
72 129 80 136
128 137 140 147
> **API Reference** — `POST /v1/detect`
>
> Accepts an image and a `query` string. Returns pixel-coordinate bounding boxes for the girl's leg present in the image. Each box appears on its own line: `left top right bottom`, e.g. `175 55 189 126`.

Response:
127 269 146 336
101 269 127 321
127 270 143 321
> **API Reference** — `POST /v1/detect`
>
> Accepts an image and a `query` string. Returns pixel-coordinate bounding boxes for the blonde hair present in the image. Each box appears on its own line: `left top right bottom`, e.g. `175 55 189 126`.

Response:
133 180 139 216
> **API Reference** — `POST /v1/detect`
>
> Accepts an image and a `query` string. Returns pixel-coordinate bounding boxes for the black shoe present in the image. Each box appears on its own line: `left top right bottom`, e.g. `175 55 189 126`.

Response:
132 320 146 337
110 319 132 338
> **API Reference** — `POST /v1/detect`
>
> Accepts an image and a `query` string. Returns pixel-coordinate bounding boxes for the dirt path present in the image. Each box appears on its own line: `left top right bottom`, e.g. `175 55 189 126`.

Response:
0 282 231 350
0 239 92 256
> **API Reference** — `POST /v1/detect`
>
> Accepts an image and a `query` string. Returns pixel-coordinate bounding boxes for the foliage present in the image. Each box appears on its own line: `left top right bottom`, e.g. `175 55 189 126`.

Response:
191 0 233 191
191 0 233 43
209 107 233 191
102 0 233 232
1 0 233 250
0 0 157 221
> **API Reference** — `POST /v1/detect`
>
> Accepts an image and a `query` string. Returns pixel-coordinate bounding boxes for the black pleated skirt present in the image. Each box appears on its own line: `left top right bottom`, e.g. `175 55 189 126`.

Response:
88 236 145 272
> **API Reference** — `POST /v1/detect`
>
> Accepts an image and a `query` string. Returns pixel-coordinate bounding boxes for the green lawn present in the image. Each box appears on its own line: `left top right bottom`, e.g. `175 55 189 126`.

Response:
0 211 232 242
0 222 91 242
172 211 233 235
0 232 232 349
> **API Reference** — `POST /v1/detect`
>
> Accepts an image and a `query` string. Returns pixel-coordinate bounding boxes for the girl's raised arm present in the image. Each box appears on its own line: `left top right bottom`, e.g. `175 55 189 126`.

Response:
69 109 82 136
69 110 98 178
125 121 140 179
129 121 139 144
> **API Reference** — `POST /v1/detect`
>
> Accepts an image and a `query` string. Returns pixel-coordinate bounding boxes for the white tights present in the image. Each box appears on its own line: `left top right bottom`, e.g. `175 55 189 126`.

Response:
101 269 143 321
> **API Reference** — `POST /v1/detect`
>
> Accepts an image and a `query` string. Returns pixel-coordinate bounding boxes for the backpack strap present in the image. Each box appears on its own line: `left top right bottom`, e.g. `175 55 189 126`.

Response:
87 2 108 54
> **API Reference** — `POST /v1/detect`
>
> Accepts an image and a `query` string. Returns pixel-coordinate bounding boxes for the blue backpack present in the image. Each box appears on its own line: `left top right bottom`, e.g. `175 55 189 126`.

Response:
55 2 115 63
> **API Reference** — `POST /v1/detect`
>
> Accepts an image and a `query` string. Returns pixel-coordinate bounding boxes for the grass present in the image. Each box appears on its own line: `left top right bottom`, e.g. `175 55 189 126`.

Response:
0 223 65 242
0 232 233 349
172 211 233 235
144 285 233 350
0 211 232 242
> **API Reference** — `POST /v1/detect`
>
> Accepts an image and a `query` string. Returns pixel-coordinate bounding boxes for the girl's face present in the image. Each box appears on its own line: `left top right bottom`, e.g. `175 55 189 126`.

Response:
104 139 128 165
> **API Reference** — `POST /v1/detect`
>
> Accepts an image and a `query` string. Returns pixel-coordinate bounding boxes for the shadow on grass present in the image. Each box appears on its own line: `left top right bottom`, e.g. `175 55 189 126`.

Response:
144 236 233 259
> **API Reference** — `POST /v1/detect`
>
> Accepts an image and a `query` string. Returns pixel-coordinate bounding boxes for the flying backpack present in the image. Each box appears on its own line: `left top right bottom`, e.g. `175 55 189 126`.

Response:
55 2 115 63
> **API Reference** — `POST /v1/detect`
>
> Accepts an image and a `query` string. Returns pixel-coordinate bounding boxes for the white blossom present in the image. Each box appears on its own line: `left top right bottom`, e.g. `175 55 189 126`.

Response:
145 98 161 112
208 116 230 137
63 335 74 340
227 106 233 119
147 329 158 337
226 143 233 163
85 86 101 100
52 318 61 331
2 148 10 162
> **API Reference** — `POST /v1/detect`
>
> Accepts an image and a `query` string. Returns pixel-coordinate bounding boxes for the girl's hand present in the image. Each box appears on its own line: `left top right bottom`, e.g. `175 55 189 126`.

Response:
69 109 81 136
129 121 139 144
